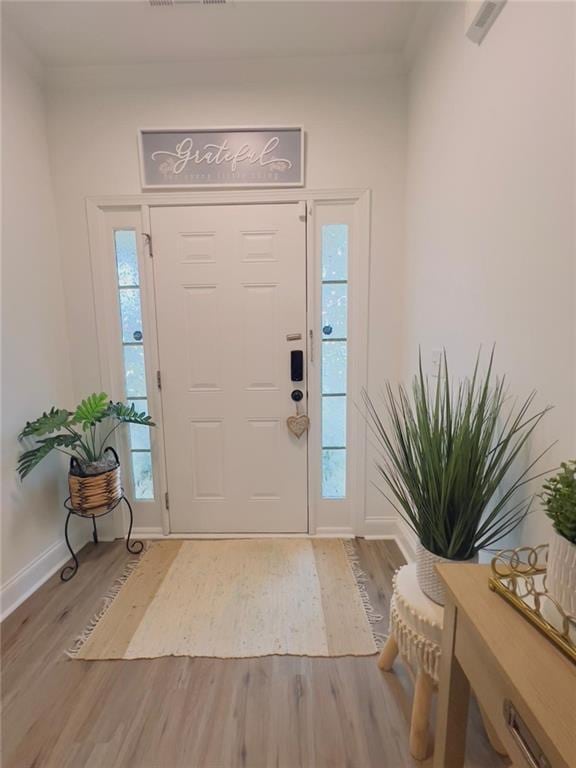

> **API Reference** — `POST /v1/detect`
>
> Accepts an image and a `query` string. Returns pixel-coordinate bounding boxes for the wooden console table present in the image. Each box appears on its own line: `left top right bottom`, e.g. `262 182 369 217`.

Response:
434 564 576 768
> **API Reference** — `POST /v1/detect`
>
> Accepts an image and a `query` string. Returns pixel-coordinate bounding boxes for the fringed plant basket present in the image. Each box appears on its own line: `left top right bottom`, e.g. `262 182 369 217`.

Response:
68 446 122 516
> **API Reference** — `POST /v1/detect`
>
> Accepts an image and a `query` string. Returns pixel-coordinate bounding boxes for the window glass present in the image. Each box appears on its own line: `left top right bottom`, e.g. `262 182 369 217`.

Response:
322 284 347 339
113 230 154 500
321 396 347 448
321 224 349 498
321 224 348 281
119 289 143 344
322 449 346 499
123 345 147 399
114 230 140 287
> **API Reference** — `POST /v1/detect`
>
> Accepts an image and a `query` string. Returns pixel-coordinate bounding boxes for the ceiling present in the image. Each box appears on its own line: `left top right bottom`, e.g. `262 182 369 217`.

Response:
3 0 421 67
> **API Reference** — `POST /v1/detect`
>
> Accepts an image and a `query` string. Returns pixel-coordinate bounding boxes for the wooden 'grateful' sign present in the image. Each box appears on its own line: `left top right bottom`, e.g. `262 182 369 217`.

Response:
138 126 304 189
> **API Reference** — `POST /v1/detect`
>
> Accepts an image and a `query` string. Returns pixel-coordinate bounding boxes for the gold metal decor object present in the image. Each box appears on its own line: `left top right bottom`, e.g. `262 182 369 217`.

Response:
489 545 576 664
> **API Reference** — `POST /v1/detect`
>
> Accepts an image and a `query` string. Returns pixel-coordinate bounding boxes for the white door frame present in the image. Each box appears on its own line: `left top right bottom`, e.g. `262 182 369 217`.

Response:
86 188 370 538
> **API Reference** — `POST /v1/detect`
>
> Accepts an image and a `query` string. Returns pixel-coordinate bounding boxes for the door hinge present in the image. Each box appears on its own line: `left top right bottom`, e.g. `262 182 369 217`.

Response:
156 370 162 390
164 491 170 510
143 232 154 258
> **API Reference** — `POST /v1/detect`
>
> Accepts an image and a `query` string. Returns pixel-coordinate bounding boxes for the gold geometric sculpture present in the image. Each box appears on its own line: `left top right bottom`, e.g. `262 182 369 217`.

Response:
489 545 576 664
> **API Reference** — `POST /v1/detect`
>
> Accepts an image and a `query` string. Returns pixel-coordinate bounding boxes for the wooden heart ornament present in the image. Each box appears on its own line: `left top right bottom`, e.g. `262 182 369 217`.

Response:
287 414 310 438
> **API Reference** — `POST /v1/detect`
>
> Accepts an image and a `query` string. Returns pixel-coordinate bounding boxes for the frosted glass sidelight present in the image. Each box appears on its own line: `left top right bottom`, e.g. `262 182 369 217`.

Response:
113 230 155 501
114 230 140 287
123 345 147 398
119 289 143 344
321 223 349 499
321 341 347 395
129 399 151 450
322 284 347 339
131 451 154 500
321 224 348 281
322 449 346 498
322 396 346 448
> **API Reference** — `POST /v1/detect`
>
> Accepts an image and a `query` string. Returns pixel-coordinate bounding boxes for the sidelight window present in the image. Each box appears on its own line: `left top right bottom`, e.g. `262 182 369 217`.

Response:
321 224 348 499
113 230 154 500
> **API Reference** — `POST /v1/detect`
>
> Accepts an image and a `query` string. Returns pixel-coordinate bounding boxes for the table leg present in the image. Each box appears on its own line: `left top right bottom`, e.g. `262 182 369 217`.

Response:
410 669 434 760
60 510 79 581
378 635 399 671
479 704 507 756
434 600 470 768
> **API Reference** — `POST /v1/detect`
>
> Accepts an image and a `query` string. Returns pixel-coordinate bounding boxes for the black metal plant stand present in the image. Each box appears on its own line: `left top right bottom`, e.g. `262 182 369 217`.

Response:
60 492 144 581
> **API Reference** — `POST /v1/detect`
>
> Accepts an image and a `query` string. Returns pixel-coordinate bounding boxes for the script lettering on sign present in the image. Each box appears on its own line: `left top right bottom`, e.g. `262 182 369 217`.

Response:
139 128 303 189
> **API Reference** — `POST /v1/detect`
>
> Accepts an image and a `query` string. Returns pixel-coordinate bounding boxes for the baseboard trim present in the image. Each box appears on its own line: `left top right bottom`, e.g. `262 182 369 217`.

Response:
131 528 355 539
364 533 416 563
362 516 401 536
395 521 417 562
132 525 413 552
313 526 354 538
1 539 73 621
131 527 165 538
361 517 416 562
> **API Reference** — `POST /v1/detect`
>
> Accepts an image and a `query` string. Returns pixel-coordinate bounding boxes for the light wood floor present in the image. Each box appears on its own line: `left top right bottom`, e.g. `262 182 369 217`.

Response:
2 539 507 768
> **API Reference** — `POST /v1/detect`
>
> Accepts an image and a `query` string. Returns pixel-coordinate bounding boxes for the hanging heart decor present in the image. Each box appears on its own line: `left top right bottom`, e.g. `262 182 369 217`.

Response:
287 414 310 438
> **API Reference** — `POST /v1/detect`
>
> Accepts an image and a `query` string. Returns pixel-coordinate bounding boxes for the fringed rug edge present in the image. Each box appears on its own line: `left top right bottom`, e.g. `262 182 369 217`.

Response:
342 539 388 651
66 545 148 659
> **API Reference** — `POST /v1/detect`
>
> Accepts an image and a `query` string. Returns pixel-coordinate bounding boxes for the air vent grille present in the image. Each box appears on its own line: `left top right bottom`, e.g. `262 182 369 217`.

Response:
149 0 229 5
475 2 498 29
466 0 506 45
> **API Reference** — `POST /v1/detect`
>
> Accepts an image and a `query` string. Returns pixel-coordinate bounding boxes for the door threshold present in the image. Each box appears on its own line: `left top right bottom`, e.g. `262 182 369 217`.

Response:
130 530 356 540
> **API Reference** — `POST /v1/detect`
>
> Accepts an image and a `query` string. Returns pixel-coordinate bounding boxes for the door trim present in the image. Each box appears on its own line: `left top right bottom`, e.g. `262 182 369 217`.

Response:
86 188 370 537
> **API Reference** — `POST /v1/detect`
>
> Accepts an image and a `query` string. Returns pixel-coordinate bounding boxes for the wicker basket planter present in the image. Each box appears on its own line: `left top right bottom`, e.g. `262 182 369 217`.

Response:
68 447 122 515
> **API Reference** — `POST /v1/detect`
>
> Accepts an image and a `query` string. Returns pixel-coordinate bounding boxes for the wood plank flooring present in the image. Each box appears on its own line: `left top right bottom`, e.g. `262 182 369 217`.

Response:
2 539 508 768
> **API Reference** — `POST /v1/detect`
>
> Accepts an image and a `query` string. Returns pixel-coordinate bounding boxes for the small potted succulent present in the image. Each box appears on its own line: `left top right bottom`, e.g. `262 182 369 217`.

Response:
18 392 154 514
541 461 576 616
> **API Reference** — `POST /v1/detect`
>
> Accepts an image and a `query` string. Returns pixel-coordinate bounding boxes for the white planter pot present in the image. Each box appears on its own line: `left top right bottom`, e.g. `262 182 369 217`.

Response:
546 530 576 617
416 542 478 606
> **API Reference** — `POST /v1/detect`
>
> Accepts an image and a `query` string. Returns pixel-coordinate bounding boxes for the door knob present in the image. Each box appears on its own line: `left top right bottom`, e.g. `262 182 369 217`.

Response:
291 389 304 402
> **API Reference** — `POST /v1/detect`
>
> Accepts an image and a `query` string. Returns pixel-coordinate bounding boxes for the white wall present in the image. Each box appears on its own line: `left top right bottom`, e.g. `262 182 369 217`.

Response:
404 1 575 548
1 28 86 614
45 54 408 532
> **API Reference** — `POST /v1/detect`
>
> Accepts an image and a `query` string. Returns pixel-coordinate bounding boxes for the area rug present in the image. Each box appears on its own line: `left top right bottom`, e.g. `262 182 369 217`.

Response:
69 539 383 660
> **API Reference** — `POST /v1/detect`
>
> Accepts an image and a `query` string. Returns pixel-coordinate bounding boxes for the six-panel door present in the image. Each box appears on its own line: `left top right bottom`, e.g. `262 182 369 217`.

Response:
151 203 308 533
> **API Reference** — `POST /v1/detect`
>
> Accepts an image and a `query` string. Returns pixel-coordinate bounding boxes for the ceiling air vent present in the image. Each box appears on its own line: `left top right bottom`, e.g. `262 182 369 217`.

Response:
149 0 230 6
466 0 507 45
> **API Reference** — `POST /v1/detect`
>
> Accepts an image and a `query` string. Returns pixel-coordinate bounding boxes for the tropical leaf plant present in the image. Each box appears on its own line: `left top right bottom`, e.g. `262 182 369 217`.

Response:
363 349 552 560
73 392 109 430
20 408 73 438
17 393 155 479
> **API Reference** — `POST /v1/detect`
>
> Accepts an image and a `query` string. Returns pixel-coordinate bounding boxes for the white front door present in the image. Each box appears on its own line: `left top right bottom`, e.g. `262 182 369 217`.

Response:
151 203 308 533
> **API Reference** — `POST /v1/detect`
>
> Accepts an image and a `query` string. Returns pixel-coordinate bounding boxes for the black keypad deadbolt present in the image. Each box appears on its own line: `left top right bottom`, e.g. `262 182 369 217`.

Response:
291 389 304 402
291 350 304 382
